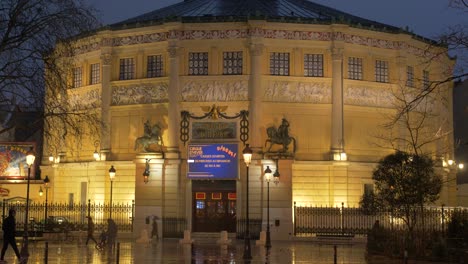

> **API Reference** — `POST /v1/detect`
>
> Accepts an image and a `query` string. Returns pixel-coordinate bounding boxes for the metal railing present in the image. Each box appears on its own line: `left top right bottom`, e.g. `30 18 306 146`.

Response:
293 202 468 237
1 199 135 233
236 218 262 239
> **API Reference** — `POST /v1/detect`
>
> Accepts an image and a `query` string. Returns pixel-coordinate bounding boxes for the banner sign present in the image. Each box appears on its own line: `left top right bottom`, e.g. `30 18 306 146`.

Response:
0 142 36 179
187 143 238 179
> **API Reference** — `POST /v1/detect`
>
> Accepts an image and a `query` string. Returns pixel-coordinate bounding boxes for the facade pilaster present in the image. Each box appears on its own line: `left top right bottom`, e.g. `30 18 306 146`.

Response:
249 43 264 154
99 46 112 160
331 46 345 156
166 44 181 158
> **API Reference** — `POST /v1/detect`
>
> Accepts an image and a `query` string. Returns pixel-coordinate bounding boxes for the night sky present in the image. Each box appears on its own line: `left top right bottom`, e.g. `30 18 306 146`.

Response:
86 0 466 40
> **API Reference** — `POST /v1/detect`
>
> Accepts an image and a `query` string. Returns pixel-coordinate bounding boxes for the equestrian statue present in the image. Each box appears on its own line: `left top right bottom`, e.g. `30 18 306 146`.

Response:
134 120 164 152
265 118 296 154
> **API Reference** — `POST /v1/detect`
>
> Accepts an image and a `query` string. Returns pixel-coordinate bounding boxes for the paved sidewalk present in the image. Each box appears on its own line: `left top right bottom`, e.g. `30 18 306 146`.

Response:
0 237 436 264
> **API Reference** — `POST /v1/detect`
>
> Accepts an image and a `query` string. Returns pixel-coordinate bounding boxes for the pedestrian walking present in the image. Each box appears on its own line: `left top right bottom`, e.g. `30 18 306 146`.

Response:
1 208 22 263
106 219 117 250
151 217 159 240
85 217 97 245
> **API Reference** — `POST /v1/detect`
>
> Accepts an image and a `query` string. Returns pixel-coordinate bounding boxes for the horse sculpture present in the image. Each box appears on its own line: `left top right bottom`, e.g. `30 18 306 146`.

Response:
264 118 296 153
134 121 164 152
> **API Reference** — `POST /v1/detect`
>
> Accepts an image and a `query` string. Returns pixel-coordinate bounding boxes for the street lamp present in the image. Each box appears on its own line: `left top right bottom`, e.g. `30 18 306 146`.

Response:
109 165 116 219
242 144 252 260
264 163 280 249
20 147 36 261
143 159 150 184
264 166 272 249
93 140 101 161
43 176 51 226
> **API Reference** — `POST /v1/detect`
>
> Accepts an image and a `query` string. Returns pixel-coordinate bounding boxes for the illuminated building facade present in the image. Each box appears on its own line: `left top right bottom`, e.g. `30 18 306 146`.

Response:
40 0 456 238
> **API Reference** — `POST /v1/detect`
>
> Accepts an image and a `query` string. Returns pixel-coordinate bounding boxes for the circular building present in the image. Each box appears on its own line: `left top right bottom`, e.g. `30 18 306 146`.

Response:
42 0 456 238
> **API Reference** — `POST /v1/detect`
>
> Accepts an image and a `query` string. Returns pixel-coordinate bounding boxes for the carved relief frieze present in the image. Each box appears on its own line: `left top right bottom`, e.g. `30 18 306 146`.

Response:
111 83 168 106
74 41 100 55
264 81 331 103
181 80 248 102
72 28 436 60
68 88 101 110
344 85 394 108
112 32 168 46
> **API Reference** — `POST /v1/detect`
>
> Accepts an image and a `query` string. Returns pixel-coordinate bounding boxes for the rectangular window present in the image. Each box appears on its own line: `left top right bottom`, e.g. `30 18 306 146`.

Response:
348 57 363 80
423 70 430 89
375 60 389 83
223 51 243 75
304 54 324 77
270 52 290 76
90 63 100 85
188 52 208 75
147 55 164 78
119 58 135 80
406 66 414 87
73 67 82 88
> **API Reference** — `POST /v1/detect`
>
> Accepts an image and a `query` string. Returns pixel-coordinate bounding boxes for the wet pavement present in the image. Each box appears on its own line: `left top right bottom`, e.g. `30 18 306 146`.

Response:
0 237 439 264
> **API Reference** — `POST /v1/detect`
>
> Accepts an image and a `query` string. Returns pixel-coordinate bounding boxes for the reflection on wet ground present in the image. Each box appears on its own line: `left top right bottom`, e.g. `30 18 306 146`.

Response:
2 238 433 263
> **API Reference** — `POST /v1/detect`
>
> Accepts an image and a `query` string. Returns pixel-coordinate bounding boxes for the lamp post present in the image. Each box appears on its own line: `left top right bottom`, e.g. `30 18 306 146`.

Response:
43 176 50 226
109 165 116 219
242 144 252 260
264 166 272 249
20 147 36 261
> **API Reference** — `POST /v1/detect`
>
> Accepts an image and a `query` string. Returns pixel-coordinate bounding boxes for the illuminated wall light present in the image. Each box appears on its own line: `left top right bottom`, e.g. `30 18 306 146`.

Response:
333 152 347 161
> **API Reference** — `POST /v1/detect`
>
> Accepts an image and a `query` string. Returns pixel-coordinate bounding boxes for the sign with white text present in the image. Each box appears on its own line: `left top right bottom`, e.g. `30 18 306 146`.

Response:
187 143 238 179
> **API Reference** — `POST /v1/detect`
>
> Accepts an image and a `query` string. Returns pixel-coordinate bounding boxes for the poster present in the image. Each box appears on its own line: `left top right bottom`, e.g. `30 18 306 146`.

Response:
0 142 36 179
187 143 238 179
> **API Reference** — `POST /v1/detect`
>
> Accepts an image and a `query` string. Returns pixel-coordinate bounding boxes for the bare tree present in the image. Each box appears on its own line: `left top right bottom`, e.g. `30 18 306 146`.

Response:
0 0 101 155
398 1 467 117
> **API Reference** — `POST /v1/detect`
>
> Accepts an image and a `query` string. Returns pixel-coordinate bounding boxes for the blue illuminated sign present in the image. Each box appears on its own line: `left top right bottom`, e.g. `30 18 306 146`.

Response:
187 143 238 179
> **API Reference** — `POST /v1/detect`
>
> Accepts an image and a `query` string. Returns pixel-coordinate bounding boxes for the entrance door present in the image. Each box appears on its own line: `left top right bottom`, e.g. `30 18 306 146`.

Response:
192 180 236 232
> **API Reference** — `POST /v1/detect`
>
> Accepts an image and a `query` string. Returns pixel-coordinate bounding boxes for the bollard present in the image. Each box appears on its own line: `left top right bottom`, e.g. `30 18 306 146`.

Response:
334 245 337 264
44 241 48 264
116 242 120 264
404 248 408 264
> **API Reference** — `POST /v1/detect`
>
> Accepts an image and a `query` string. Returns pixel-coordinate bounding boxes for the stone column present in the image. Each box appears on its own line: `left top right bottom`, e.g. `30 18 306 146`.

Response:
249 43 264 154
330 46 345 157
99 47 112 160
166 44 181 159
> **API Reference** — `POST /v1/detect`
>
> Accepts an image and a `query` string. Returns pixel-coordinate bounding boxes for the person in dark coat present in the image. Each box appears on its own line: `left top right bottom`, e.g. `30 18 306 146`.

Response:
107 219 117 250
1 208 21 262
85 216 98 245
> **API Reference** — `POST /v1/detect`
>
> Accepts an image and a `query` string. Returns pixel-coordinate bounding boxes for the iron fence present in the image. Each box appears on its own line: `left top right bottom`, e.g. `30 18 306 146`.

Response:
162 217 186 238
293 202 468 237
236 218 262 239
1 199 135 233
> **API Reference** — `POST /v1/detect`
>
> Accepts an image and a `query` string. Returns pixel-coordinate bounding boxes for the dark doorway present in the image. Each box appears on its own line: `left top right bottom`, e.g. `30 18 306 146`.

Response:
192 180 236 232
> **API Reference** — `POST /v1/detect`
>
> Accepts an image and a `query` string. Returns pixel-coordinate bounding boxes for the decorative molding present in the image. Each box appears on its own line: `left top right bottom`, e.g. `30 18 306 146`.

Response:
111 83 169 106
331 47 343 60
74 41 101 55
112 32 168 46
68 88 101 110
100 53 112 65
180 105 249 145
264 81 331 103
181 80 248 102
249 44 264 56
72 28 439 60
167 46 180 58
344 85 394 108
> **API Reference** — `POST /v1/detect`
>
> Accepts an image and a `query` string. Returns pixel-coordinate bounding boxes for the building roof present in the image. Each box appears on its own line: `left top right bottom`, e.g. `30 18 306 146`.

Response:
110 0 401 33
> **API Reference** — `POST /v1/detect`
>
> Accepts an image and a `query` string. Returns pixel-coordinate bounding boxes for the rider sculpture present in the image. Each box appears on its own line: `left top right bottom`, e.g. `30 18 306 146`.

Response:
134 120 163 152
265 118 296 154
